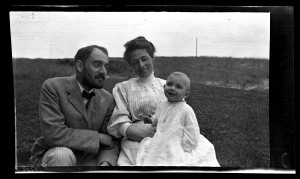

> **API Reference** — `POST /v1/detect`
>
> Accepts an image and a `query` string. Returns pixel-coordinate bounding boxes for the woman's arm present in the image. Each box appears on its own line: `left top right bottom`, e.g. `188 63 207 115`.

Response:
107 84 132 138
108 82 157 141
125 125 156 142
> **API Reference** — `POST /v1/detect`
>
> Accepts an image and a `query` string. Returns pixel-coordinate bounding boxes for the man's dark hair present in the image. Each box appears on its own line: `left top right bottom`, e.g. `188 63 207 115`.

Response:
75 45 108 64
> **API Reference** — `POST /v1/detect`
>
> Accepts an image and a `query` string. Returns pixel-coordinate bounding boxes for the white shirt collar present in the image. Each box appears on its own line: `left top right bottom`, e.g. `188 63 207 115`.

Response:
77 80 94 94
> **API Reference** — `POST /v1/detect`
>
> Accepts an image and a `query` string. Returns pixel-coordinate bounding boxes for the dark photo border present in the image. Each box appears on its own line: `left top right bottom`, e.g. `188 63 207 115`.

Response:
8 5 295 173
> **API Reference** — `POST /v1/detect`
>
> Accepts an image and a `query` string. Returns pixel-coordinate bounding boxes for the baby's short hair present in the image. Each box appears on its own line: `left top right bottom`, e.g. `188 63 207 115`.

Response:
168 72 191 90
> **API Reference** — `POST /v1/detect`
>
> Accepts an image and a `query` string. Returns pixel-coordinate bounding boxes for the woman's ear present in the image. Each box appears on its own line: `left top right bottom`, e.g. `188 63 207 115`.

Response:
75 60 83 73
151 56 155 64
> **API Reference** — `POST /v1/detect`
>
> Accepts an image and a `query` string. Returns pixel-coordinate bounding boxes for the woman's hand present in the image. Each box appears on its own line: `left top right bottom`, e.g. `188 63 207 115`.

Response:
144 125 156 137
143 115 153 124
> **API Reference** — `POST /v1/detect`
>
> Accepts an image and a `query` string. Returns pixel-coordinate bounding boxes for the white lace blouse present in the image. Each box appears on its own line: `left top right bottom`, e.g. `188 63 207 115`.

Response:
107 72 167 139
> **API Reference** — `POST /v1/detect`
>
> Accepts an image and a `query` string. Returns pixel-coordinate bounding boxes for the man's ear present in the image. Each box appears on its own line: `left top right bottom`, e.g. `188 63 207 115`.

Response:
75 60 84 73
184 90 190 99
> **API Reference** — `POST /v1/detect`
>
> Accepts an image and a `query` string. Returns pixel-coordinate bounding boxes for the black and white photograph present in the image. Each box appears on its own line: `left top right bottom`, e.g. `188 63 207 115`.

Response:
10 6 294 173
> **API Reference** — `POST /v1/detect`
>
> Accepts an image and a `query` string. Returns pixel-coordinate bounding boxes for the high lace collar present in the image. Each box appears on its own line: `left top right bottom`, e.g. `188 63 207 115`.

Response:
137 71 155 83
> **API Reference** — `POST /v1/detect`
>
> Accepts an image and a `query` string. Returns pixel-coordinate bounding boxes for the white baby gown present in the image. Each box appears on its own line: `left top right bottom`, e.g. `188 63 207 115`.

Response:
136 101 220 166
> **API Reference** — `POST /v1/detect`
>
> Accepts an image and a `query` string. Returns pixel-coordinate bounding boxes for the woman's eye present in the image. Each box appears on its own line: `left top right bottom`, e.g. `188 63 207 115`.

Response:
130 60 138 65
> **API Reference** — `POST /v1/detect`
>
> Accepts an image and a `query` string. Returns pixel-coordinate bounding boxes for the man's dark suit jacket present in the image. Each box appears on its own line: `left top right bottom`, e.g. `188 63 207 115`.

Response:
30 75 119 166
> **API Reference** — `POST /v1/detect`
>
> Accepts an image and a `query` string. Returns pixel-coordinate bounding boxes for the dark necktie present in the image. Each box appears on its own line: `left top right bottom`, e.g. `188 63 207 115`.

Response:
82 90 95 109
82 90 95 99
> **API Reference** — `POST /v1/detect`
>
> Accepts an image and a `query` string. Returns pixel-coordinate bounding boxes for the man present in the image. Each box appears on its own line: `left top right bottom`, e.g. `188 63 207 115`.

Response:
30 45 119 166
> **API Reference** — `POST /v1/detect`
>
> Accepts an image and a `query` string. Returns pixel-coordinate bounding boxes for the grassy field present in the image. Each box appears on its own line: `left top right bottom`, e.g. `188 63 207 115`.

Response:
14 57 269 168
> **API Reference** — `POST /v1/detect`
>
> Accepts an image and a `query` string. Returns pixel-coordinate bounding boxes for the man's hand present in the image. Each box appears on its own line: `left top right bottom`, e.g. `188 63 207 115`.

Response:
99 161 112 166
143 115 153 124
99 133 113 148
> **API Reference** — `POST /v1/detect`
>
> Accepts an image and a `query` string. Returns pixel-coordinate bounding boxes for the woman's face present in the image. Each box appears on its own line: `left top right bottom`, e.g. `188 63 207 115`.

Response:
128 49 154 78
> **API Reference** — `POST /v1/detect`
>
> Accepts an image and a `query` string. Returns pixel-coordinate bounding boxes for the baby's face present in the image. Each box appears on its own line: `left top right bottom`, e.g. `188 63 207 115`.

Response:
164 75 190 102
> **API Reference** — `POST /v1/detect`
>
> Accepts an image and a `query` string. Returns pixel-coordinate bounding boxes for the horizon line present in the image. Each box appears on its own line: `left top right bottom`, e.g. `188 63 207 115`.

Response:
12 55 270 60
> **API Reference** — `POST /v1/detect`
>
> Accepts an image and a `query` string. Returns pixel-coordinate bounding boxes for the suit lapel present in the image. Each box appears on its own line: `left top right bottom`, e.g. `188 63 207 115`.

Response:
66 75 90 126
87 91 101 119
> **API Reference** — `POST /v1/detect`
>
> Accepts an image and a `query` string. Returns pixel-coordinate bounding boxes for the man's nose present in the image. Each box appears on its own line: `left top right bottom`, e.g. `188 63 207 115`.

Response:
99 65 107 74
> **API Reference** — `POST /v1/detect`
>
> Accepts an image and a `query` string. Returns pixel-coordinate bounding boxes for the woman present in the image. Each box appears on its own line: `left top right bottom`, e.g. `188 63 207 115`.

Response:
107 36 167 165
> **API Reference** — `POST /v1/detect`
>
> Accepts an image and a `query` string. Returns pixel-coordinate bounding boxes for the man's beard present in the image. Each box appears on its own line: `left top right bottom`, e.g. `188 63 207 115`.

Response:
82 73 105 89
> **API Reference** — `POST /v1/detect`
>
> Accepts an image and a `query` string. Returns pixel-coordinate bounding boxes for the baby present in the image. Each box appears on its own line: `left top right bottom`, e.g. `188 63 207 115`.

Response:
136 72 220 166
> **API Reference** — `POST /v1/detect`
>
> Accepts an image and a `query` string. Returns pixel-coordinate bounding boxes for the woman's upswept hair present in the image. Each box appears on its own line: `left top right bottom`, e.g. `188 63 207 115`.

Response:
123 36 156 63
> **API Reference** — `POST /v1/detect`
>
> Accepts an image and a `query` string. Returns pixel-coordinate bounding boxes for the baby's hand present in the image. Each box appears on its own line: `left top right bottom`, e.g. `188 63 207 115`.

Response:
143 115 153 124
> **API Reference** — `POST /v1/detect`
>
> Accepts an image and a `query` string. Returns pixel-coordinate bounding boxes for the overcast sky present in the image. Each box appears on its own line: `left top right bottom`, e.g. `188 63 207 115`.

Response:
10 11 270 59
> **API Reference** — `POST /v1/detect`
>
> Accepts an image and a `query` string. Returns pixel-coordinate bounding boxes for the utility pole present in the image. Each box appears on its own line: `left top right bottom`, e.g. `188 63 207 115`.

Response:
51 40 52 59
196 37 198 57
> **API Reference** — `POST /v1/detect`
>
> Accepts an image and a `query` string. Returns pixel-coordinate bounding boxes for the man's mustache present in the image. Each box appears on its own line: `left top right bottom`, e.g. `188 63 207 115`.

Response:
95 74 105 80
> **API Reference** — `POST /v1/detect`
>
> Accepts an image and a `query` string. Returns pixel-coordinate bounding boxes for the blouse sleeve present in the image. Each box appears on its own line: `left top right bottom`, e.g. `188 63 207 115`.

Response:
107 83 132 138
182 107 200 153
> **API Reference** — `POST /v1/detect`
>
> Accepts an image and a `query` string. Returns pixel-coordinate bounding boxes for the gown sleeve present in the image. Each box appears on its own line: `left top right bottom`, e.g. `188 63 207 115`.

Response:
182 107 200 153
107 82 132 138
